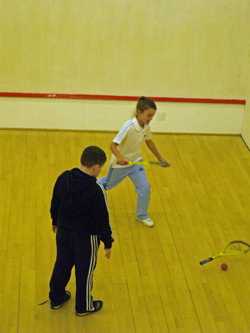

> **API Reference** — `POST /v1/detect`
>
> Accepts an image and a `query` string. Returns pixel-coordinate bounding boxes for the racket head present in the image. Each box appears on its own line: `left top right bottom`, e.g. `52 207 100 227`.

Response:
223 240 250 255
200 240 250 266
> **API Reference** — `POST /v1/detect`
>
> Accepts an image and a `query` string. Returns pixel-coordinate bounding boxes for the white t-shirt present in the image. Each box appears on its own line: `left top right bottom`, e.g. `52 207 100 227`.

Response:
110 117 152 168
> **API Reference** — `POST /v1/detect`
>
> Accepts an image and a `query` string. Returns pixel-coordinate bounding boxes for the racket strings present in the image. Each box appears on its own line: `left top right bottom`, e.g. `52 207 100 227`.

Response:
229 241 249 250
224 241 250 255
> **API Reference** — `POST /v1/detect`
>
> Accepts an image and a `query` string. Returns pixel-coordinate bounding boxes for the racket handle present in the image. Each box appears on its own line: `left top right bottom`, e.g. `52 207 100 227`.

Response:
200 257 213 265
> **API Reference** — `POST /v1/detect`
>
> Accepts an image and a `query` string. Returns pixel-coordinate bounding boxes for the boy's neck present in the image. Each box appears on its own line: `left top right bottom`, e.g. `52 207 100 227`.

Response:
80 165 94 176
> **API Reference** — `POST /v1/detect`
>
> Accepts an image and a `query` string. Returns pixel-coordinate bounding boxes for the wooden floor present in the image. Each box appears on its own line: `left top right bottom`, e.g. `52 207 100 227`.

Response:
0 129 250 333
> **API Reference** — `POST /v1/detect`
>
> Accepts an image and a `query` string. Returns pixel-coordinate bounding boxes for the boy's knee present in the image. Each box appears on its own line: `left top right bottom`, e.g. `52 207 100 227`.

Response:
138 182 151 195
98 178 115 190
97 178 108 190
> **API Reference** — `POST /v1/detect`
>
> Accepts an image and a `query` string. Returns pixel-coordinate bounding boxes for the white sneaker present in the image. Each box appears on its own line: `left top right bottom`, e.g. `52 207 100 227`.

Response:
137 217 154 227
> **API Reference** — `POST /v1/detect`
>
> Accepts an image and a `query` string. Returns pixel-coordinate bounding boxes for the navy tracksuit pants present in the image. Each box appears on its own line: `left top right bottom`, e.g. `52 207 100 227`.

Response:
49 228 99 313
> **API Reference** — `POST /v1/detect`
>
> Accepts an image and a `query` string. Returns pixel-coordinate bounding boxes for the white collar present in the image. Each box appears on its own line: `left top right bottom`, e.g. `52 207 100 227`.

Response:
132 117 146 131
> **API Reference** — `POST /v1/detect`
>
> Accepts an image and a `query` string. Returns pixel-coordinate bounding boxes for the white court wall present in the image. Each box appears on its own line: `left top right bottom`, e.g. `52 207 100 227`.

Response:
241 8 250 149
0 98 245 134
0 1 248 133
242 99 250 148
0 1 248 97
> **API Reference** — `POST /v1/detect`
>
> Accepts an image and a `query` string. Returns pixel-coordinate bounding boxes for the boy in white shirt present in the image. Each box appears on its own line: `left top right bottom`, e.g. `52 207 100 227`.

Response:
99 96 169 227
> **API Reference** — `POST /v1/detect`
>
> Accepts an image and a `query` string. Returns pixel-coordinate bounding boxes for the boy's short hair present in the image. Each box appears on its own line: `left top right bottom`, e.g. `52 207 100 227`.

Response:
136 96 157 112
80 146 107 167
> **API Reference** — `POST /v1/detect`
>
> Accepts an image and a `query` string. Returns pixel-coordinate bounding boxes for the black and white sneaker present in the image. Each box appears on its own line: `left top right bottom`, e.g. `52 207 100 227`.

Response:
76 300 103 316
50 291 71 310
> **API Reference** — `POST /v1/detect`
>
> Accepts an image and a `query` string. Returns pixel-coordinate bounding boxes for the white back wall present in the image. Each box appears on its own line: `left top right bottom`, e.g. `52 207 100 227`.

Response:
0 98 245 134
0 1 249 134
242 101 250 148
241 20 250 148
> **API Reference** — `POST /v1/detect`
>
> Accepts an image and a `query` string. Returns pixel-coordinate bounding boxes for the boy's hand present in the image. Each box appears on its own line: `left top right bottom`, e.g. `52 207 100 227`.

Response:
159 159 170 167
105 248 112 259
117 158 129 165
52 225 58 233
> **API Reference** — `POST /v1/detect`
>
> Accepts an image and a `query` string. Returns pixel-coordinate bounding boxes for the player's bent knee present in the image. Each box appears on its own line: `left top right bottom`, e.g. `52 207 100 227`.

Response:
138 183 151 195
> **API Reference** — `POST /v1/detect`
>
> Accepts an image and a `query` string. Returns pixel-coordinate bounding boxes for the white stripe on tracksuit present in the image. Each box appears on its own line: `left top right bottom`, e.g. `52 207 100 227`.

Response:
97 182 108 206
86 235 98 311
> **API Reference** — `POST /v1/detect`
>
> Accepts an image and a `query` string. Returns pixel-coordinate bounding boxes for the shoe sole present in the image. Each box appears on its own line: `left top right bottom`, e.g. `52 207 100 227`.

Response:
50 292 71 310
76 301 103 316
51 304 63 310
137 219 154 227
76 308 102 316
76 312 89 316
51 301 70 310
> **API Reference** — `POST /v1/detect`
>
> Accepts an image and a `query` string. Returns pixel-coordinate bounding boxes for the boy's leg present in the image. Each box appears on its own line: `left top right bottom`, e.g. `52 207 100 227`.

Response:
98 167 131 190
74 234 99 313
49 229 74 304
128 165 151 220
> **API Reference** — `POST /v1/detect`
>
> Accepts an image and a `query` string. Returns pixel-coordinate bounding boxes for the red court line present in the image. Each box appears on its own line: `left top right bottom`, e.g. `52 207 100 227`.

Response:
0 91 246 105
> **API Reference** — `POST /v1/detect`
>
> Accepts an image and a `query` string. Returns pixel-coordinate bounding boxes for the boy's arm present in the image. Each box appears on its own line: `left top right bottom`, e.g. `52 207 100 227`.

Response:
145 139 170 167
111 142 129 165
111 121 132 165
50 175 63 232
93 186 114 250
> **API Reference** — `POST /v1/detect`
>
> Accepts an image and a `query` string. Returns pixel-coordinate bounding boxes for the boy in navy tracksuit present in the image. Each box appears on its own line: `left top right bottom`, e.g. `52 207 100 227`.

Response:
49 146 113 316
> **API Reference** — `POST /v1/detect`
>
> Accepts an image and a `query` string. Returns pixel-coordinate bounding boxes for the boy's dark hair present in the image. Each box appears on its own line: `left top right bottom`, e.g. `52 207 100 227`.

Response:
80 146 107 167
136 96 157 113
